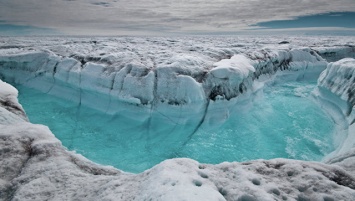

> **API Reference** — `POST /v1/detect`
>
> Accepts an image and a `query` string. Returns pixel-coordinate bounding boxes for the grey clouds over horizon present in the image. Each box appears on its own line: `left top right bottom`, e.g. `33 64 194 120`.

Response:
0 0 355 36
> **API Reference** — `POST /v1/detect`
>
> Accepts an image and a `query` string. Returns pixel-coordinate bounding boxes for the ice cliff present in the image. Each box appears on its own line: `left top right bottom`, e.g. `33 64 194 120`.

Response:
0 44 328 107
0 37 333 132
1 36 355 200
315 58 355 175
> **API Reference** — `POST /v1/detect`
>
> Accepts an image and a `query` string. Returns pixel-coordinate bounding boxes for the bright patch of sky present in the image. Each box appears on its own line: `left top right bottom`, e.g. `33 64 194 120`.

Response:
254 12 355 29
0 0 354 36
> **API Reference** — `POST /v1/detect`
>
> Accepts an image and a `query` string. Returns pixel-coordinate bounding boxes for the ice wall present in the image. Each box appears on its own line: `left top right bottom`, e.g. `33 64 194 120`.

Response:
0 42 333 138
0 37 354 147
0 48 327 110
2 36 353 113
315 46 355 62
318 58 355 122
314 58 355 174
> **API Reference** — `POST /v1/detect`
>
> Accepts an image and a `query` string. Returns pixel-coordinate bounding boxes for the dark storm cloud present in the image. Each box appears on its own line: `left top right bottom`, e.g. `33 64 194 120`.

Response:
0 0 354 35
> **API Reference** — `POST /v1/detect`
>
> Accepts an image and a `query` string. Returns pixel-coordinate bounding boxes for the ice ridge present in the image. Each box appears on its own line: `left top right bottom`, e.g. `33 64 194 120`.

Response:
0 47 329 108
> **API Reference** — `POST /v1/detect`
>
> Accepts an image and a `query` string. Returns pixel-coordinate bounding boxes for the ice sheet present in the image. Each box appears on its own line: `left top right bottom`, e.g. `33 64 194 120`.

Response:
1 36 355 200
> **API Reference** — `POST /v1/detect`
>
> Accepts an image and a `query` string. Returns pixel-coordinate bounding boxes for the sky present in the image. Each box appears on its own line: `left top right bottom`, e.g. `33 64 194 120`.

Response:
0 0 355 36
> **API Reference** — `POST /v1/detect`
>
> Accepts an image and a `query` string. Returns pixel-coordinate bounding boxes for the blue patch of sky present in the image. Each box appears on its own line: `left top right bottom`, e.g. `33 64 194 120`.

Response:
253 12 355 29
0 21 59 36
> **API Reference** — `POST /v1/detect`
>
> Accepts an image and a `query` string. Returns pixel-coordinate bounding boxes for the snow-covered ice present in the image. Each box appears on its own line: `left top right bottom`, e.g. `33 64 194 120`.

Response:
1 36 355 200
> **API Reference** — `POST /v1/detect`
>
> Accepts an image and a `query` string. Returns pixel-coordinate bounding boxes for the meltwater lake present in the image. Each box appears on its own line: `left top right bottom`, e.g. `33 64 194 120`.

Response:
15 80 335 173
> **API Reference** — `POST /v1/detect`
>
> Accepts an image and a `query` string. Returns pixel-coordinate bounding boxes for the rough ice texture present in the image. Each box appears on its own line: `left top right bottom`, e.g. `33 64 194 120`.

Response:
0 37 337 135
1 36 355 200
0 80 27 123
318 58 355 117
0 36 345 108
314 58 355 176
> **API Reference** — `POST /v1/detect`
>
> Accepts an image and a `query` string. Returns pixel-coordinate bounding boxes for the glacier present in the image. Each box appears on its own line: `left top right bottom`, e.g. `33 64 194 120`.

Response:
0 36 355 200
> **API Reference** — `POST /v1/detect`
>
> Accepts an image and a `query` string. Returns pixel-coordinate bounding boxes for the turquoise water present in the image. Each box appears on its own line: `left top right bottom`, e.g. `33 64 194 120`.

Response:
16 80 335 173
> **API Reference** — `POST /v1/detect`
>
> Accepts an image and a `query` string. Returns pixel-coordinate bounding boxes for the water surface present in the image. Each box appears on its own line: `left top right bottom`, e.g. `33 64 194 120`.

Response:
16 80 335 173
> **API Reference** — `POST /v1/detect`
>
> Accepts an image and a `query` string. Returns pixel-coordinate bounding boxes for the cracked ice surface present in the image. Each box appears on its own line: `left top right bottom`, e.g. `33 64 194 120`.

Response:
0 36 355 200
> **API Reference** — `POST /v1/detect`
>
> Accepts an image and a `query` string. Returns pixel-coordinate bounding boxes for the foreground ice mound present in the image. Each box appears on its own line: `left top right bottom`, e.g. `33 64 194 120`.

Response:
1 36 355 200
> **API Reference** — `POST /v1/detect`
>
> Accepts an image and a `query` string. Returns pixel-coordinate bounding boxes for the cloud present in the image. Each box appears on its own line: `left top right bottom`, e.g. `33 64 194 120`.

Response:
91 2 111 7
0 0 355 35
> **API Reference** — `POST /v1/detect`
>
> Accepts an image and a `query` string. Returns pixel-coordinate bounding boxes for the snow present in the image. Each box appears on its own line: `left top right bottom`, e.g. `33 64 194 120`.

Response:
0 80 28 123
0 80 17 97
212 54 255 80
1 36 355 200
